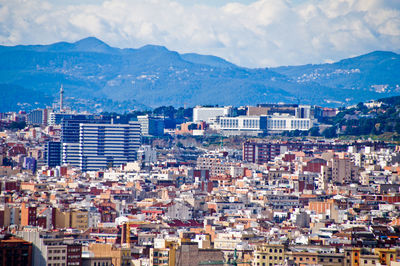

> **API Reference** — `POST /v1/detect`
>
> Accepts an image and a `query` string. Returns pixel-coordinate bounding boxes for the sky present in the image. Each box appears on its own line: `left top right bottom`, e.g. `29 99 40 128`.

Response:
0 0 399 67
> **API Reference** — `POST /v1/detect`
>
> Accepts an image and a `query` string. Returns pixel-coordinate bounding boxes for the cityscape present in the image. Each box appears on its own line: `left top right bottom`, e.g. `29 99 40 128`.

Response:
1 0 400 266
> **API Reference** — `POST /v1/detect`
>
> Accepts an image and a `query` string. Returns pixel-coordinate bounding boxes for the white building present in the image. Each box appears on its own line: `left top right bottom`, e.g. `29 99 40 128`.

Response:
219 116 267 136
295 105 311 119
193 106 233 123
267 114 312 132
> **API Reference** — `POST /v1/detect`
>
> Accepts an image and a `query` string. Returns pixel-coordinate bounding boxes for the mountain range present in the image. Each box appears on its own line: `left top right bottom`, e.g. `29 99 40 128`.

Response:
0 37 399 112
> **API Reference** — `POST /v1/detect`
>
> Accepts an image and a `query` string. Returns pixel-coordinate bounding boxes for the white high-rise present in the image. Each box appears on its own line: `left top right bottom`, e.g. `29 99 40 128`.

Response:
193 106 233 123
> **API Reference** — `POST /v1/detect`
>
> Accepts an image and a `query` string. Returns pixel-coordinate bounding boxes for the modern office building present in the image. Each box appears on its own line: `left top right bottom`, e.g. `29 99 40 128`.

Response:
193 106 233 123
295 105 311 119
79 122 141 171
61 115 111 167
266 115 312 132
219 116 268 136
137 115 164 136
45 141 61 167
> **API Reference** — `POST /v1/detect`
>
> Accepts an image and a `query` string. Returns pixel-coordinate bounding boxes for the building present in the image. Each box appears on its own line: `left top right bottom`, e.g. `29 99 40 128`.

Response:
61 115 111 167
0 235 32 266
193 106 233 123
45 141 61 167
219 116 267 136
89 243 131 266
266 114 312 132
253 243 286 266
18 231 82 266
79 122 141 171
20 203 37 227
137 115 164 136
321 157 359 185
82 257 113 266
295 105 311 119
27 109 46 125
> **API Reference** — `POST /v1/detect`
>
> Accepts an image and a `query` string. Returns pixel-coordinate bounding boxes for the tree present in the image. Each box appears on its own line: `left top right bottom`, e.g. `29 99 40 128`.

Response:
309 127 321 136
322 126 337 138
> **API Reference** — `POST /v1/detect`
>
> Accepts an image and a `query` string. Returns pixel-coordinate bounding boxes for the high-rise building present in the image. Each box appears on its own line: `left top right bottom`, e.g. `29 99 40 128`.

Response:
61 115 111 167
295 105 311 119
137 115 164 136
27 109 44 125
79 122 141 171
45 141 61 167
27 108 49 125
193 106 233 123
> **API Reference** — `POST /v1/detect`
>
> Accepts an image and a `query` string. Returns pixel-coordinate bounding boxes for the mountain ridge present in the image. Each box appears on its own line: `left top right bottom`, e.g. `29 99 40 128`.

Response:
0 37 398 112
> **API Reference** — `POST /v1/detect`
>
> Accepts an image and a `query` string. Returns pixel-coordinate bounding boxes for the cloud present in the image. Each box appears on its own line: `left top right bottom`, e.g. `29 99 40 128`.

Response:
0 0 399 67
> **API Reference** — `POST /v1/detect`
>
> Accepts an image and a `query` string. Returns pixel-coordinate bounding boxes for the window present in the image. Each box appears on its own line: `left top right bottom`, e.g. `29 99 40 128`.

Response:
364 260 367 264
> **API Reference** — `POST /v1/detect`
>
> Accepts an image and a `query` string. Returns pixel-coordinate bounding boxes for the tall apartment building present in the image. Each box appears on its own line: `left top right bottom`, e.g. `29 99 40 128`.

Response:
137 115 164 136
193 106 233 123
321 157 359 185
79 122 141 171
27 108 49 125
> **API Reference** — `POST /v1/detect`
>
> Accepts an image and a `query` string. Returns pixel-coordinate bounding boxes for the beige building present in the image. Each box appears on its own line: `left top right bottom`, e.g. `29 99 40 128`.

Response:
89 243 131 266
55 208 89 230
253 244 286 266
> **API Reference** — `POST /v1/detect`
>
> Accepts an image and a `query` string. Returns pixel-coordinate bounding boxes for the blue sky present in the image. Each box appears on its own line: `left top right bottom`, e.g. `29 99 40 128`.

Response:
0 0 399 67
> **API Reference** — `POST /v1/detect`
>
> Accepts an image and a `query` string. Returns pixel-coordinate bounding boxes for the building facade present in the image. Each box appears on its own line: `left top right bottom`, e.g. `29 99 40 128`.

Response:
79 123 141 171
193 106 233 123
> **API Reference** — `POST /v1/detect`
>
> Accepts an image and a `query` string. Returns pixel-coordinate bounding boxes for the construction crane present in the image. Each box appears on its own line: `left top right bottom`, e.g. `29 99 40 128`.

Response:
199 249 252 265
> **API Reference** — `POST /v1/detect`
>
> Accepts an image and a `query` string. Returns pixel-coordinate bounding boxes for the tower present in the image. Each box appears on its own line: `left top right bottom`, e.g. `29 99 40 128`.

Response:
60 84 64 112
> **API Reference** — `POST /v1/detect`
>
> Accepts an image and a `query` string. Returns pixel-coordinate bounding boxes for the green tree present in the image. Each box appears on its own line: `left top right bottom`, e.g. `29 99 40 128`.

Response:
309 127 321 136
322 126 337 138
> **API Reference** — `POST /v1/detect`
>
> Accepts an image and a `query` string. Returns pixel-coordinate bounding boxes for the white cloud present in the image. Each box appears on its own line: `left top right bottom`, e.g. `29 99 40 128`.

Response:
0 0 399 67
